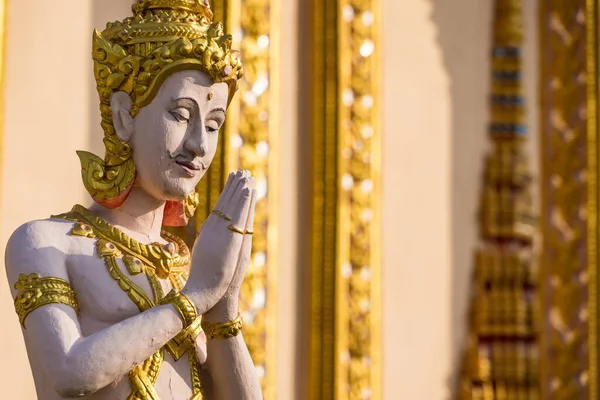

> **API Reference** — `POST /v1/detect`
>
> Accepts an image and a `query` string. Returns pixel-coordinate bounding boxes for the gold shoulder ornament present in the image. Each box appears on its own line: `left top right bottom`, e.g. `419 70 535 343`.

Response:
13 273 79 327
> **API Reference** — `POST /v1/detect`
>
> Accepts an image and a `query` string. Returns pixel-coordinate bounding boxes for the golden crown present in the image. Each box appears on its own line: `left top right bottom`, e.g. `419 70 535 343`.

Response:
79 0 243 207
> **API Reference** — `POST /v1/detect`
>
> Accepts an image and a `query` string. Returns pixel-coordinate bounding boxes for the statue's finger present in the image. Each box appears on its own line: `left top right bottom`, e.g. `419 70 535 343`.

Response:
232 188 257 281
221 170 250 214
198 176 236 233
244 188 257 232
213 171 236 211
217 170 244 211
226 179 253 230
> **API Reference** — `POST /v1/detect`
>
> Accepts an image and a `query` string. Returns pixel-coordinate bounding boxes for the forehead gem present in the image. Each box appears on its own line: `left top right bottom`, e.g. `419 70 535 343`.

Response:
82 224 92 231
106 243 115 250
207 91 214 100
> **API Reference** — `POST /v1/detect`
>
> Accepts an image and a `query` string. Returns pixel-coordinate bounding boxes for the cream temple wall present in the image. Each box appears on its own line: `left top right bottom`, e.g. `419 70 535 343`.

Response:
382 0 539 398
0 1 93 398
0 0 539 399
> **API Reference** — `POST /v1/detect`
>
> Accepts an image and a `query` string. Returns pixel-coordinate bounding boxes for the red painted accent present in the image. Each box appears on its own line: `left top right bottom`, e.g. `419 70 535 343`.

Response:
163 200 188 227
93 180 135 209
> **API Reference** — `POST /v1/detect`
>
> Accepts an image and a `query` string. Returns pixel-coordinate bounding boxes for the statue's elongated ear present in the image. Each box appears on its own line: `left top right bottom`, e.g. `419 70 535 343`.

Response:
110 91 135 143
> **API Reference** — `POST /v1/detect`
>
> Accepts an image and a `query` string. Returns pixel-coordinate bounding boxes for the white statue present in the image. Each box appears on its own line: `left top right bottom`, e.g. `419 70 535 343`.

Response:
5 1 262 399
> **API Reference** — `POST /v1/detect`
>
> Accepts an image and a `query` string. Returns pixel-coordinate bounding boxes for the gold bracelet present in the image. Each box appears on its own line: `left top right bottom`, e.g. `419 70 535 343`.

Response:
201 313 243 340
160 290 197 327
13 273 80 328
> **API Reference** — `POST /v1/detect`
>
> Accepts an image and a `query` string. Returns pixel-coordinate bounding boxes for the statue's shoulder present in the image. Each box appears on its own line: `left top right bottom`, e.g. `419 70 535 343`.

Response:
7 216 76 251
5 215 78 285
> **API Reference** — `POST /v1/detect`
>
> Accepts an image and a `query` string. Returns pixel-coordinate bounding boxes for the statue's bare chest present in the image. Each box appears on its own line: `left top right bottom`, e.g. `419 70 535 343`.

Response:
65 246 170 328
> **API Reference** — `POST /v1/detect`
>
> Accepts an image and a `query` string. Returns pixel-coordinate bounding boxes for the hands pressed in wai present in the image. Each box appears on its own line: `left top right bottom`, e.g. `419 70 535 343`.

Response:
182 170 257 320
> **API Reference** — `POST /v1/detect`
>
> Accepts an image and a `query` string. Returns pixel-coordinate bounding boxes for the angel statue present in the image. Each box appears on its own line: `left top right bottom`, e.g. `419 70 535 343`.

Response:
5 1 262 399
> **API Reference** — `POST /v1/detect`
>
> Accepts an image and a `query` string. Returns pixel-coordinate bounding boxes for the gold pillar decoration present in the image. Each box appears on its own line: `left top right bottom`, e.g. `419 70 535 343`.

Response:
310 1 382 399
459 0 539 398
539 0 599 398
194 0 279 398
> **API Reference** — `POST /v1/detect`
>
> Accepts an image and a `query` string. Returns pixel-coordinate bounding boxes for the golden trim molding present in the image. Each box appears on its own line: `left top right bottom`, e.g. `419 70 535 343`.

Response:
195 0 279 398
310 1 382 399
539 0 598 398
586 0 598 396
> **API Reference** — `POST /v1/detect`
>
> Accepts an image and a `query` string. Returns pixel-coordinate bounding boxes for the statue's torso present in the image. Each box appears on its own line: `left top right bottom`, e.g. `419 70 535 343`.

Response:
19 216 205 400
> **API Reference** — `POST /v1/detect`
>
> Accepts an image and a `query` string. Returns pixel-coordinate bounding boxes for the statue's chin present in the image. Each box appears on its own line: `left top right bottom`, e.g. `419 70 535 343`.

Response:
161 188 193 202
148 178 196 202
162 174 203 201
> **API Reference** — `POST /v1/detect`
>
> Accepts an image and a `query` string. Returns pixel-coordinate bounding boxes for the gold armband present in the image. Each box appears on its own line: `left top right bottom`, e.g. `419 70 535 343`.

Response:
160 290 197 327
13 273 80 327
201 313 243 340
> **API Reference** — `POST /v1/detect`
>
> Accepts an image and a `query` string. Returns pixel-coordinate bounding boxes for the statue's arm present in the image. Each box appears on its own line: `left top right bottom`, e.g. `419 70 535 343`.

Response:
5 221 186 398
201 332 262 400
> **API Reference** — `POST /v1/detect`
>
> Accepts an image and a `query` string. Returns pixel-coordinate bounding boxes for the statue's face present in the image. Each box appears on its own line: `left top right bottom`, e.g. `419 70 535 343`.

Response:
130 70 228 201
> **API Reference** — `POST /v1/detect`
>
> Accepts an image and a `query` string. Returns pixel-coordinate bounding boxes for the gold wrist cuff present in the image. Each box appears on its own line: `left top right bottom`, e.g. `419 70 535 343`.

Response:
160 290 197 327
201 313 243 340
13 273 80 328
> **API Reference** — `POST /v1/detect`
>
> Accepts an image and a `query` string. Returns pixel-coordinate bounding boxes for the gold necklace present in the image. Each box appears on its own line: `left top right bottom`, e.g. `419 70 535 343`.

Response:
54 205 190 282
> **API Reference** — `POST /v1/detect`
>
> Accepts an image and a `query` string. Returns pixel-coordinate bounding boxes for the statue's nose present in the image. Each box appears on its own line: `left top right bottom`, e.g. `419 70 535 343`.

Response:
184 126 208 158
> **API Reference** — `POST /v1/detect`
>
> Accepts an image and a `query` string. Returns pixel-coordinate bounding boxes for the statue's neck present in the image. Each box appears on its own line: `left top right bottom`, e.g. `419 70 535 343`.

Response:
88 185 166 244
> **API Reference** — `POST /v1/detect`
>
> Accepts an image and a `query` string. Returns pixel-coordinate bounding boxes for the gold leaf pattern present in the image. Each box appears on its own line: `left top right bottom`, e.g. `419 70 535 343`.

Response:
539 0 598 399
311 0 382 399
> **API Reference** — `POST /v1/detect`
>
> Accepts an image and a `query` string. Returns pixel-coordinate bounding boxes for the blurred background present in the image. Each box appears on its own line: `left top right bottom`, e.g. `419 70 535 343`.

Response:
0 0 591 399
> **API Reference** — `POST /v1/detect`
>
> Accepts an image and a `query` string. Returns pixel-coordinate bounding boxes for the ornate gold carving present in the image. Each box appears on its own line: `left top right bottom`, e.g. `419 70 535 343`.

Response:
124 255 144 275
586 1 598 398
539 0 597 399
201 313 242 340
83 0 243 204
169 273 186 292
311 0 382 399
70 221 96 238
188 350 205 399
160 289 198 327
13 273 80 327
58 205 190 280
185 192 201 219
459 1 539 398
165 317 203 360
129 354 163 400
132 0 214 19
193 0 279 397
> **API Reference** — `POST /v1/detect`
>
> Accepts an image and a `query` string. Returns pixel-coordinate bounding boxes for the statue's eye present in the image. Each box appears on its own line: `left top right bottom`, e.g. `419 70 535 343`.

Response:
205 120 219 133
169 108 190 124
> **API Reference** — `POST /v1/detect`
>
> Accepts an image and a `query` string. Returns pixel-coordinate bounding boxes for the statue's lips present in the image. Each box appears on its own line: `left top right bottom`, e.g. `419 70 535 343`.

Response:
175 160 201 177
